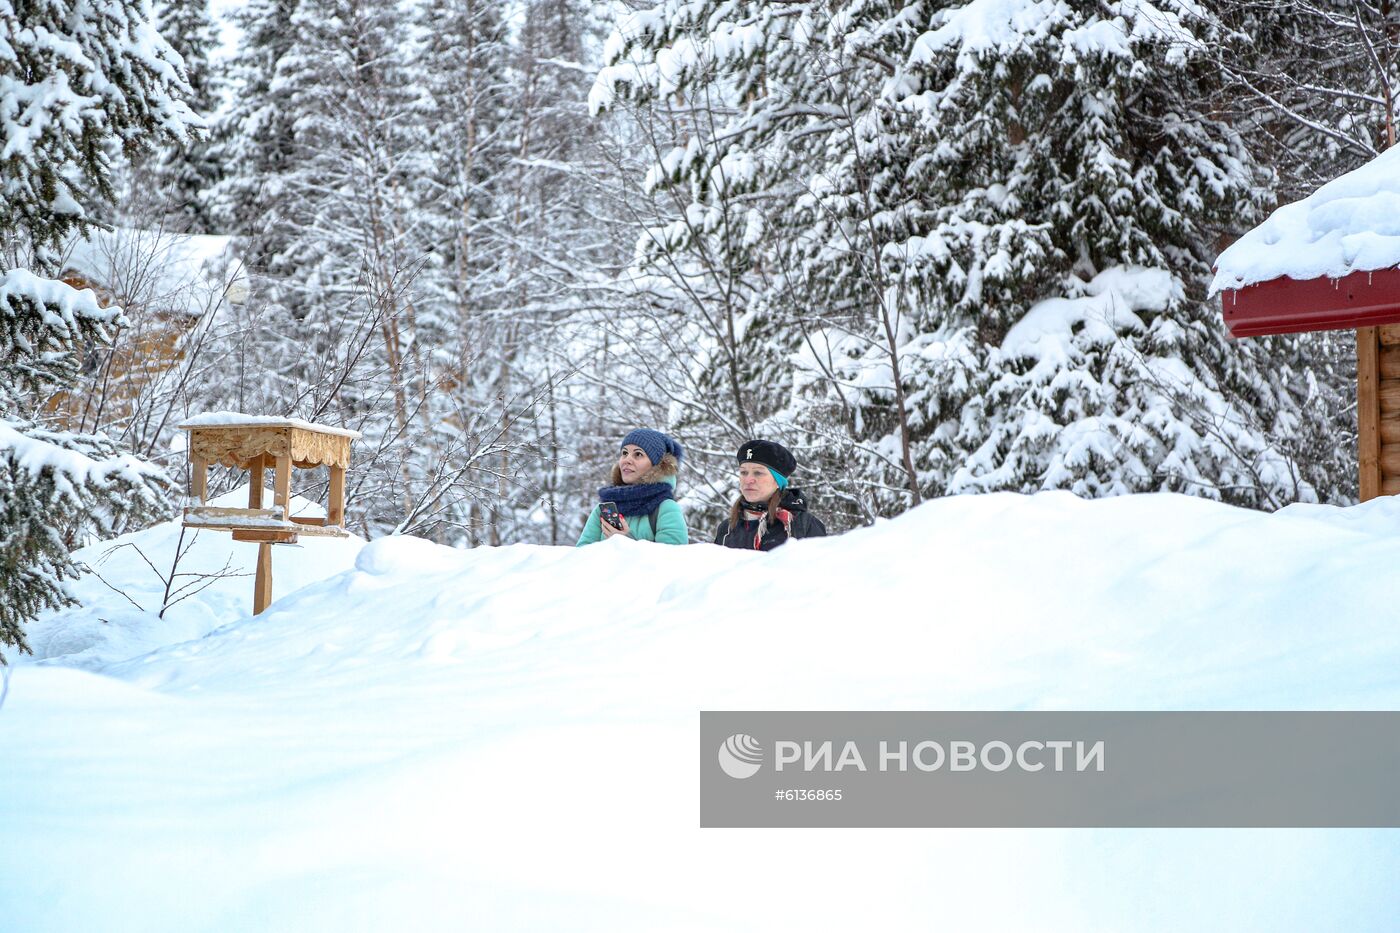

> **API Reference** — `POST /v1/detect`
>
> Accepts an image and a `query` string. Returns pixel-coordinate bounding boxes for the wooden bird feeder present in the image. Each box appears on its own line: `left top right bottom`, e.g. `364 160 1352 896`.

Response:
178 416 360 614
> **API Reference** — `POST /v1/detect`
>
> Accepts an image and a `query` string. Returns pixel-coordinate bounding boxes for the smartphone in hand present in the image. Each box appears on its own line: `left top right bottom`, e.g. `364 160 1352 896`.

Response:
600 501 624 530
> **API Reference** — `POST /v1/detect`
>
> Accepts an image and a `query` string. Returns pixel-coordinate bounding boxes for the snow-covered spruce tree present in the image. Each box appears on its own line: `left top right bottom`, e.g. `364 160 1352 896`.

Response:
135 0 223 231
1198 0 1393 503
0 0 194 258
0 276 171 660
500 0 619 546
206 0 301 279
186 0 313 443
269 0 529 541
594 0 1346 520
0 0 194 660
882 0 1342 507
414 0 514 367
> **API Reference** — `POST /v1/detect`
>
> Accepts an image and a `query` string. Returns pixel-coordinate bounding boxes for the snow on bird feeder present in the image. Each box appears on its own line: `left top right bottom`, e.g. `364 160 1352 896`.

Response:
1212 145 1400 501
178 413 360 614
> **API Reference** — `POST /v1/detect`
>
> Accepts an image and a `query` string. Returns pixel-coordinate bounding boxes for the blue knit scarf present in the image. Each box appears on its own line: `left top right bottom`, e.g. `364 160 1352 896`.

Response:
597 479 675 517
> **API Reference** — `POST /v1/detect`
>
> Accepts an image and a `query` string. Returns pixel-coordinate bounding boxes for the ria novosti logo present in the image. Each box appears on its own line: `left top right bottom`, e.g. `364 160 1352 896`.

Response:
718 733 763 779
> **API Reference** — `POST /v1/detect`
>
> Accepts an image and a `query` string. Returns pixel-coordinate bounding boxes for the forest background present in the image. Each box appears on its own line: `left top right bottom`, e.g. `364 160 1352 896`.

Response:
2 0 1395 655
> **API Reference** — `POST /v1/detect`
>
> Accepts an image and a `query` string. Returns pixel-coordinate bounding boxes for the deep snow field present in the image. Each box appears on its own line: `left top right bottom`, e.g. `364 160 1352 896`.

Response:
3 488 1400 931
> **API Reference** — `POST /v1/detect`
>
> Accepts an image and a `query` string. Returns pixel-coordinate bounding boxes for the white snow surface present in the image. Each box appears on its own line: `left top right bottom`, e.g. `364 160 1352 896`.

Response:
0 419 154 490
4 491 1400 931
1001 266 1177 362
1212 144 1400 293
908 0 1198 70
19 486 364 671
180 411 362 437
0 267 121 326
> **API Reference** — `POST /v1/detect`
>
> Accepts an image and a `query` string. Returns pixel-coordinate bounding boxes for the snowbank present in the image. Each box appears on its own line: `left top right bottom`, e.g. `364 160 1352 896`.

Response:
1212 145 1400 293
19 486 364 670
3 491 1400 931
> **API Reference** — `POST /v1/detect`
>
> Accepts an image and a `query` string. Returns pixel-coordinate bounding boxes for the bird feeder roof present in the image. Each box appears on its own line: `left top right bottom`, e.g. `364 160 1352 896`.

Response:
178 411 361 438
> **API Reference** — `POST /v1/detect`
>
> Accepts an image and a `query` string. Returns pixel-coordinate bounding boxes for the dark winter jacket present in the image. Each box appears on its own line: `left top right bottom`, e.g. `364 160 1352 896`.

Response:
713 487 826 551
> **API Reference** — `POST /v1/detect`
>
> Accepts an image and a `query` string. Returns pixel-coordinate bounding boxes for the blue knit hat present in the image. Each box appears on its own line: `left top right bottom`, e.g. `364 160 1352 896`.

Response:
621 428 684 467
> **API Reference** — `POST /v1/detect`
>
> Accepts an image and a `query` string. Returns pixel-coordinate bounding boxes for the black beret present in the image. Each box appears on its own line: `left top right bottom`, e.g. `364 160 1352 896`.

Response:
737 439 797 476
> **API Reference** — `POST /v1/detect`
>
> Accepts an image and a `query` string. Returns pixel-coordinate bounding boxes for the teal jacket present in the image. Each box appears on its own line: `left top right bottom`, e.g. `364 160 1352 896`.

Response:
576 476 688 545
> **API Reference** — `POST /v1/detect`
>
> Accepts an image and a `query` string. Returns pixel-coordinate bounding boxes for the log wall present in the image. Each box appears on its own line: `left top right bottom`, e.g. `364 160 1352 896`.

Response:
1362 325 1400 499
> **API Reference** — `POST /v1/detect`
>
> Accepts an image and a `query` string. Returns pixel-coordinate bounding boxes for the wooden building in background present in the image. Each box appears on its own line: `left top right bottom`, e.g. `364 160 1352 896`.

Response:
46 227 247 434
1218 261 1400 502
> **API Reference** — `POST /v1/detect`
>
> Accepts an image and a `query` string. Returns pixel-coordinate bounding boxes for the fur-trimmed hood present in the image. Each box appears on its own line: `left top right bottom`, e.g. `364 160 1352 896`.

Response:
609 452 680 488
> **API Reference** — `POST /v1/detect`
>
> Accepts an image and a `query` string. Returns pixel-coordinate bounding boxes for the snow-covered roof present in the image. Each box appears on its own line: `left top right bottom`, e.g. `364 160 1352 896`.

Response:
179 411 362 438
59 227 248 318
1211 145 1400 295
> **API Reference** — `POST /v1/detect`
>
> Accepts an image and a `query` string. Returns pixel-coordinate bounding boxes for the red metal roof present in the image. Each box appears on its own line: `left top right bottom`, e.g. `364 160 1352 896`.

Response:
1219 267 1400 337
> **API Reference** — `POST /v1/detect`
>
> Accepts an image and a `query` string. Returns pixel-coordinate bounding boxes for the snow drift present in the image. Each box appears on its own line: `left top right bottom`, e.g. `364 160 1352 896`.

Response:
20 487 364 670
3 491 1400 931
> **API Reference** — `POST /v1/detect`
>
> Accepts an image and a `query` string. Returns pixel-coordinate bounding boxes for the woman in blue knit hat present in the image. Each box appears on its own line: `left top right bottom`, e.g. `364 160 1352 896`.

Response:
576 428 689 545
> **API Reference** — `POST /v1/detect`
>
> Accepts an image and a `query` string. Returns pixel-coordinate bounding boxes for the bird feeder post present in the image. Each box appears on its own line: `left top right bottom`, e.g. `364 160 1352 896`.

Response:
191 454 208 504
328 465 346 528
178 416 360 615
248 454 265 509
274 454 292 519
255 540 274 615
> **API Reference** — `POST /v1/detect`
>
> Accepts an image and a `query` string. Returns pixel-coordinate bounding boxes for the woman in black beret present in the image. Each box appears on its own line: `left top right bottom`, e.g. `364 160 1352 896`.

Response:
713 439 827 550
